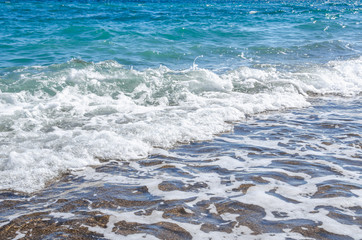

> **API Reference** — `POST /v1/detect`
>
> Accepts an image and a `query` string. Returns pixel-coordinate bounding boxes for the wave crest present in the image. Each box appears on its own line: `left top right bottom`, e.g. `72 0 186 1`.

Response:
0 57 361 192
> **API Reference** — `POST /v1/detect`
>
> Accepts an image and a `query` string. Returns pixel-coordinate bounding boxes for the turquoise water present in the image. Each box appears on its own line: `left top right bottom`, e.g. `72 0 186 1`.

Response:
0 1 362 239
1 0 361 70
1 0 361 193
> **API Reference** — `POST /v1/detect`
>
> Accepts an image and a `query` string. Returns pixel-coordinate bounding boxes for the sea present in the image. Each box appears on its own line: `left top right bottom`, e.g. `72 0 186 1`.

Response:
0 0 361 239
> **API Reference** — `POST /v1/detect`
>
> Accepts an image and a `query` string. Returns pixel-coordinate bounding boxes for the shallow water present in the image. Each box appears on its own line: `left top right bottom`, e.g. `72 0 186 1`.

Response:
2 0 360 70
0 0 362 239
1 0 362 193
0 97 361 239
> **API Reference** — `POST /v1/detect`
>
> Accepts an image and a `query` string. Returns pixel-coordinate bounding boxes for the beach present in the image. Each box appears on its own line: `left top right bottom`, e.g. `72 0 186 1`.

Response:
1 96 361 239
0 0 361 239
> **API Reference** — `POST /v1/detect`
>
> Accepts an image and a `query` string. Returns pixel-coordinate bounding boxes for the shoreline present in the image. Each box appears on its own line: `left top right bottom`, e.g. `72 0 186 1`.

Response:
1 97 361 239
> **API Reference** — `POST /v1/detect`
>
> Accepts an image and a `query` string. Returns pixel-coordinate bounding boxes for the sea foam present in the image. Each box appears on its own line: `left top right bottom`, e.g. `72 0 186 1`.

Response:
0 57 361 192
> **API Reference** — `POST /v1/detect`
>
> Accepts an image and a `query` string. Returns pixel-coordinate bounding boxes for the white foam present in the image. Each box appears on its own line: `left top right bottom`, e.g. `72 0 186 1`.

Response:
50 212 75 219
0 58 361 192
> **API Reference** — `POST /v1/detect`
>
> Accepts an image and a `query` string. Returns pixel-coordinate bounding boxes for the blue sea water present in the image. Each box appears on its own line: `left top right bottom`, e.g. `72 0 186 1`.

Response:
0 1 361 239
1 0 361 70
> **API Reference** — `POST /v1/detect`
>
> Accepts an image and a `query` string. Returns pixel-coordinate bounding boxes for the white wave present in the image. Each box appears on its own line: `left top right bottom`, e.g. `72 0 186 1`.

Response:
0 57 361 192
